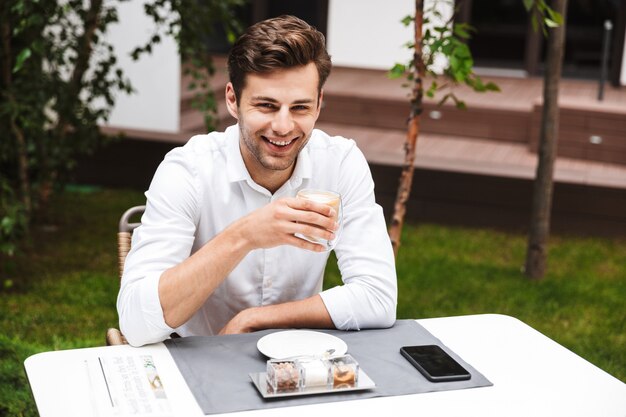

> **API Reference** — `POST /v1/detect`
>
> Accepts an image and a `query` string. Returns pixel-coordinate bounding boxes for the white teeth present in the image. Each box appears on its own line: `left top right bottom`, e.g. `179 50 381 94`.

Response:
268 139 293 146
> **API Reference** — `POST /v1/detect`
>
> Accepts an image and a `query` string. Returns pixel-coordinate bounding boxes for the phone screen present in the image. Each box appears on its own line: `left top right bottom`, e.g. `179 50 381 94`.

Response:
400 345 471 382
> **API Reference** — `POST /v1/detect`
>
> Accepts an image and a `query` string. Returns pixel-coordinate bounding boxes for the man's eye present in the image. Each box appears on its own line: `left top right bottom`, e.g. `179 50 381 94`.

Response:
292 105 309 111
257 103 276 109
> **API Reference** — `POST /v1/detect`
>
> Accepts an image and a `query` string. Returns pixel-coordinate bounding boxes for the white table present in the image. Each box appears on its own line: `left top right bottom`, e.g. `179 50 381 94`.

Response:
25 314 626 417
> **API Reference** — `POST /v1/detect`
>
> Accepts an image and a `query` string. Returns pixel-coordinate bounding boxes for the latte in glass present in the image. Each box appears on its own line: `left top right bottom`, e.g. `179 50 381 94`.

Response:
295 189 343 251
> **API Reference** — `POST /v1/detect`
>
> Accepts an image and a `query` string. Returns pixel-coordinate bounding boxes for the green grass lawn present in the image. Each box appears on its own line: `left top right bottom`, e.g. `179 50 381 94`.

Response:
1 188 625 416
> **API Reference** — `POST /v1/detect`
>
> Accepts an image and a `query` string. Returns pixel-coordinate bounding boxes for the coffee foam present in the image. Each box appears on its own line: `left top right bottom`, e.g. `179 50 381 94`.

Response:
297 190 340 211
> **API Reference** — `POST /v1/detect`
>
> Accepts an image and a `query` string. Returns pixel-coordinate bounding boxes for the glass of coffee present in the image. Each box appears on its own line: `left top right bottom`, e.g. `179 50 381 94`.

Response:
295 189 343 251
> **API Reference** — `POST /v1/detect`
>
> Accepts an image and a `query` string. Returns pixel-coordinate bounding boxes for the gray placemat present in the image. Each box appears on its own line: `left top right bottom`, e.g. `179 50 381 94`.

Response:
165 320 492 414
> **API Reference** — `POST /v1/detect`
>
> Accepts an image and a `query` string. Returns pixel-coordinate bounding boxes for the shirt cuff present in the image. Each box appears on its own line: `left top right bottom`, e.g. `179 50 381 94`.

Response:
142 271 174 330
121 271 174 346
319 286 360 331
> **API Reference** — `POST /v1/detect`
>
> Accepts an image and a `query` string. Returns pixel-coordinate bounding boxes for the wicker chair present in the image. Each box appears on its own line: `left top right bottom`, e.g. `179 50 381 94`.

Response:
106 205 145 346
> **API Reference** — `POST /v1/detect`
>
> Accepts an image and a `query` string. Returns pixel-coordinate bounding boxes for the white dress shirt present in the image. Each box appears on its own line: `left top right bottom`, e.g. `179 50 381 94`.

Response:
117 125 397 346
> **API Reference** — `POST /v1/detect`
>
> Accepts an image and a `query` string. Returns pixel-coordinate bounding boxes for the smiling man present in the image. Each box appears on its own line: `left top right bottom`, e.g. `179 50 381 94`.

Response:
117 15 397 346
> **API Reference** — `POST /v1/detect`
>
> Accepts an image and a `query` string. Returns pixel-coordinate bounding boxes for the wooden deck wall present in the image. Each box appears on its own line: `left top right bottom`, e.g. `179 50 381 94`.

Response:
74 137 626 237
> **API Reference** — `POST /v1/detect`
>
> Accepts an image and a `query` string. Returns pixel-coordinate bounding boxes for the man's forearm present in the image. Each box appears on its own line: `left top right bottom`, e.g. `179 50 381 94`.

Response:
219 294 334 334
158 220 251 328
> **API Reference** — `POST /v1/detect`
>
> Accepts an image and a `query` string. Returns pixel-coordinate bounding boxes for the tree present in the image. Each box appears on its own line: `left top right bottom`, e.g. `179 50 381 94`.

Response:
389 0 562 259
388 0 499 257
524 0 568 279
387 0 426 259
0 0 244 259
1 0 124 257
133 1 245 130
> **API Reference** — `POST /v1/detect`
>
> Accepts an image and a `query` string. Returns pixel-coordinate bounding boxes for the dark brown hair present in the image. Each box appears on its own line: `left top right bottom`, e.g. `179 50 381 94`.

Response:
227 15 332 102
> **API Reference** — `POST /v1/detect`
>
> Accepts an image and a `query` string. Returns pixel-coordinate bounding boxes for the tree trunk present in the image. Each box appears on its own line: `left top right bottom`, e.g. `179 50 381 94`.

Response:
389 0 425 258
524 0 568 279
41 0 103 208
1 14 31 216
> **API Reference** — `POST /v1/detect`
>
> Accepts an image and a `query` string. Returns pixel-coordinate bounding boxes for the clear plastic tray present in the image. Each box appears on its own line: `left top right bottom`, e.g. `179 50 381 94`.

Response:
249 369 375 398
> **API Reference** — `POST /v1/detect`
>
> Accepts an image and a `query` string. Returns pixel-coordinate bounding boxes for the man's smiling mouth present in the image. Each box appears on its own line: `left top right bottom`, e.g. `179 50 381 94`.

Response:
263 136 296 147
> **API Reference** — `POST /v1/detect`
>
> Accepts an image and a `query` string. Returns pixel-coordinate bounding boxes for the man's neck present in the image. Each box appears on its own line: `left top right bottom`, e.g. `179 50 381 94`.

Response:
254 163 297 194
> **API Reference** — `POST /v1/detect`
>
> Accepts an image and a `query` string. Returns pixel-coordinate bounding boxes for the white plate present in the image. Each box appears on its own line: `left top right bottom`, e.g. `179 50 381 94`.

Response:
257 330 348 359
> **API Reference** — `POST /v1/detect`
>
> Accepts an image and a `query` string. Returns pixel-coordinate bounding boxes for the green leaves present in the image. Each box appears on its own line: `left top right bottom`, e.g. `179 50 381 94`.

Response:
12 48 31 73
388 63 407 79
1 0 246 258
548 9 564 25
425 81 438 98
0 0 246 258
485 81 500 92
544 18 559 28
465 75 501 93
388 4 500 110
523 0 534 11
0 181 27 257
389 1 561 112
526 0 564 35
453 23 474 40
134 0 245 131
447 40 473 83
544 5 564 27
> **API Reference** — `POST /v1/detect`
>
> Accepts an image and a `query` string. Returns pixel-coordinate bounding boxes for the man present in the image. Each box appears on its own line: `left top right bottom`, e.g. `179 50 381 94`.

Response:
118 15 397 347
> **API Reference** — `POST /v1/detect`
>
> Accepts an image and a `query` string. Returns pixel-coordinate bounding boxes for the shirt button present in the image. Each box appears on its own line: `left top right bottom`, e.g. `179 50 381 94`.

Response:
265 279 272 288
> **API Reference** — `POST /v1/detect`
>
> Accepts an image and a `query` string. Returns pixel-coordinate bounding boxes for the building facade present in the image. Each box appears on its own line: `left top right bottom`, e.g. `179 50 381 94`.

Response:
103 0 626 133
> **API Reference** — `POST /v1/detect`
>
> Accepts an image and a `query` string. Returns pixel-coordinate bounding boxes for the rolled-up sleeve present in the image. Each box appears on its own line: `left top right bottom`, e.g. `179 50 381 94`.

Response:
319 143 398 330
117 148 201 346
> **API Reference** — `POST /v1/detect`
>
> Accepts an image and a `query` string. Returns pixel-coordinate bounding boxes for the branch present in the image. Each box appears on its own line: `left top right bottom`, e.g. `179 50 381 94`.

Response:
56 0 104 138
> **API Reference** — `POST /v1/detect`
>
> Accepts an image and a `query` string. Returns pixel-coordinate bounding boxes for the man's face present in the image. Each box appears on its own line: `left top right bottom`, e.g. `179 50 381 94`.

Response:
225 63 322 188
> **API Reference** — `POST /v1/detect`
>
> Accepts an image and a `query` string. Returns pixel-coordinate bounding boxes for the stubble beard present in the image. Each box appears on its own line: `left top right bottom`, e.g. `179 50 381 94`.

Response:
238 120 310 172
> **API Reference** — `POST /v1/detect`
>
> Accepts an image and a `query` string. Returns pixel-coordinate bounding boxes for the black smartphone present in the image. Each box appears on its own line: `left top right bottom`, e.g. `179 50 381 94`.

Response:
400 345 471 382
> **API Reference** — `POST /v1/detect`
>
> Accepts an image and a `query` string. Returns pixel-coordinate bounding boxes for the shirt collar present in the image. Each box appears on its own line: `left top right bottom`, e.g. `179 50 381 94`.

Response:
288 138 312 189
225 124 251 183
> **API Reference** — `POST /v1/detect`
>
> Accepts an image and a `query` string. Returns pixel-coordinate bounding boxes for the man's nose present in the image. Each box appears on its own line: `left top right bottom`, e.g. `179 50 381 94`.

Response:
271 107 294 136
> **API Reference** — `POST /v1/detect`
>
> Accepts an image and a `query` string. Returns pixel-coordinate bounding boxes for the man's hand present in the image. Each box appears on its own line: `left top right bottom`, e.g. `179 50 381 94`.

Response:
218 308 257 335
235 197 338 252
217 295 334 335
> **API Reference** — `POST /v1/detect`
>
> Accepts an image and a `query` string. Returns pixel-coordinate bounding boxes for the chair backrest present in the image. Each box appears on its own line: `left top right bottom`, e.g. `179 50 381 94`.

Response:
117 205 145 279
112 205 182 344
108 205 145 346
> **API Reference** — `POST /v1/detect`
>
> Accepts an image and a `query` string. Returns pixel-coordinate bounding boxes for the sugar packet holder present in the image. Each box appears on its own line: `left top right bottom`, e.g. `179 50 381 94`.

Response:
266 354 360 393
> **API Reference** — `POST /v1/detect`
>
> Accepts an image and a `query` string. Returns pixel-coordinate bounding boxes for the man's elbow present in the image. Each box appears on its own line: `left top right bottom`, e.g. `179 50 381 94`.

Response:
355 280 397 329
118 314 148 347
375 282 397 328
377 301 397 328
117 300 171 347
361 293 396 329
117 281 172 347
119 318 167 347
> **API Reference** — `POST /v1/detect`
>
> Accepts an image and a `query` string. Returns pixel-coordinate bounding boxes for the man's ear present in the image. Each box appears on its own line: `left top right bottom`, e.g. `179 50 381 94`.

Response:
225 82 239 120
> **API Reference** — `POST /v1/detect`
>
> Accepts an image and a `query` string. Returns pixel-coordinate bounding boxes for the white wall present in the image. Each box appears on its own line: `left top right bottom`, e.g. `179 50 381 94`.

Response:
327 0 413 70
102 1 180 133
327 0 452 71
